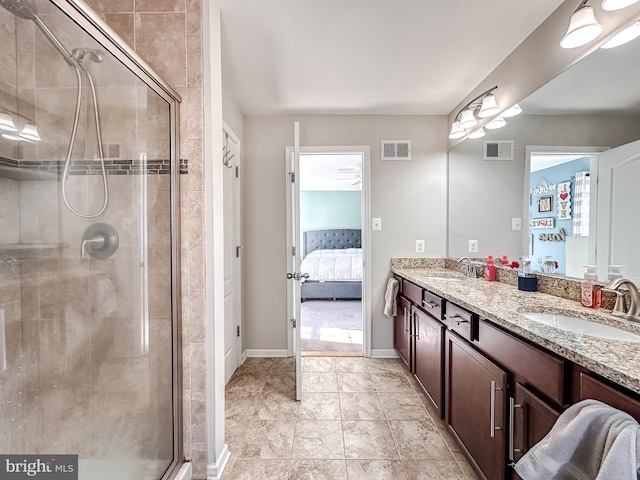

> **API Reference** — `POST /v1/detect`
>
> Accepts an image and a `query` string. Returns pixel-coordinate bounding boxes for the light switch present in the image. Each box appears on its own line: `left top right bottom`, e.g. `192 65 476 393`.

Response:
416 240 425 253
469 240 478 253
512 218 522 231
372 218 382 231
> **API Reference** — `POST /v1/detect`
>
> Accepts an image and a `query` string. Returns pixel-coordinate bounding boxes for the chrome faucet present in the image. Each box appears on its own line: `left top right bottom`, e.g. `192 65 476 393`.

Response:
603 278 640 322
459 257 484 278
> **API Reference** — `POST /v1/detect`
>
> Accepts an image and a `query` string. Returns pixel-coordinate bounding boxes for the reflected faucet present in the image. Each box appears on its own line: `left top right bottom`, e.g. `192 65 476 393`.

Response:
603 278 640 322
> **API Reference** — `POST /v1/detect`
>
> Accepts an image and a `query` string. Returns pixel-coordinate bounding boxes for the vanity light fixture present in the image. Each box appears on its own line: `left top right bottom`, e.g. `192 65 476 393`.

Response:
477 93 500 118
449 86 502 140
0 112 17 132
602 0 640 10
0 108 41 142
468 127 486 139
601 20 640 47
485 116 507 129
501 103 522 117
560 1 604 49
448 120 466 139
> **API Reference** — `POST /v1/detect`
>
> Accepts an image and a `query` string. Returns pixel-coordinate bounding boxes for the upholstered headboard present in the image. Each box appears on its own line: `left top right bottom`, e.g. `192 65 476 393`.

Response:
303 229 361 257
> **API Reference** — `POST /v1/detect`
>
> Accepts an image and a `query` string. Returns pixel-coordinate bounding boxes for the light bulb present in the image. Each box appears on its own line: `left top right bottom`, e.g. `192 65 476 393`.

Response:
478 94 500 118
602 0 640 10
449 121 466 139
485 116 506 129
502 104 522 117
468 128 485 139
459 108 478 129
560 5 603 49
0 112 17 132
601 21 640 48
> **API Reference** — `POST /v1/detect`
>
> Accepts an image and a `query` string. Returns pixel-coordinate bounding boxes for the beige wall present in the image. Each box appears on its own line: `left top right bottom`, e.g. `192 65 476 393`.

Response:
243 114 447 352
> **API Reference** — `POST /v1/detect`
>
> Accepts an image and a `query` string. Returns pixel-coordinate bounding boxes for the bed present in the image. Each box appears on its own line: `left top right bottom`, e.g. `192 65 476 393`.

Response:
300 229 362 301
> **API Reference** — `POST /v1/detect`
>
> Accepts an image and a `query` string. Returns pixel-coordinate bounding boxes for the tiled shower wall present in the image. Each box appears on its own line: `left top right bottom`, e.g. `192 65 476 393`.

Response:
80 0 208 477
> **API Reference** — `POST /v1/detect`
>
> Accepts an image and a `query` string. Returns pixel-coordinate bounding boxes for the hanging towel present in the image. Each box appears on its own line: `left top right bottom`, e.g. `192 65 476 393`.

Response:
383 278 399 317
514 399 640 480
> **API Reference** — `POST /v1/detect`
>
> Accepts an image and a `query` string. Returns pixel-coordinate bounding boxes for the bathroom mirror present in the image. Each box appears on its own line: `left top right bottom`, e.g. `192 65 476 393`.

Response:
448 33 640 284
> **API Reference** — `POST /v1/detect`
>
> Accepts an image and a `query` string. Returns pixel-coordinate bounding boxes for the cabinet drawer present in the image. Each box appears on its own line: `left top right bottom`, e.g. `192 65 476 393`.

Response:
421 290 443 320
443 303 475 341
478 320 565 406
403 280 423 306
579 372 640 422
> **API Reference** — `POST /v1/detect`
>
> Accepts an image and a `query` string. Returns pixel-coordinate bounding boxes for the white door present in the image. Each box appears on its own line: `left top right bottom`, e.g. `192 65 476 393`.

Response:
595 139 640 285
223 127 242 384
286 121 303 400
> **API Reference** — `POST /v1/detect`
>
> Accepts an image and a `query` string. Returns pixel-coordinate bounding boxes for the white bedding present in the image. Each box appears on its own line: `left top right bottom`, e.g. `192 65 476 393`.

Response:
300 248 362 282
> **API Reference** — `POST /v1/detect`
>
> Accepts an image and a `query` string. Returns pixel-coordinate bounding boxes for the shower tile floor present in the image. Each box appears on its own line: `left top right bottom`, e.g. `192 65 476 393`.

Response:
221 357 479 480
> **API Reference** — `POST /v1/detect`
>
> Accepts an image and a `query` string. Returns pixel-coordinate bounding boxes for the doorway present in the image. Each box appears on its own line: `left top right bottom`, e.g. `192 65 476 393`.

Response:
299 153 364 355
286 145 372 360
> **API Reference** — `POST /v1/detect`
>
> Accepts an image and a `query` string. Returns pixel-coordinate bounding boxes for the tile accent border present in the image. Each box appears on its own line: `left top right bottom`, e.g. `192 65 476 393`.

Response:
0 156 189 176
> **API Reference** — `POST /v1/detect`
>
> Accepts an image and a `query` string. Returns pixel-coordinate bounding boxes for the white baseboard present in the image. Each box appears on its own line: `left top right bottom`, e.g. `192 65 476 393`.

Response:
371 349 399 358
243 349 289 358
207 443 231 479
175 462 192 480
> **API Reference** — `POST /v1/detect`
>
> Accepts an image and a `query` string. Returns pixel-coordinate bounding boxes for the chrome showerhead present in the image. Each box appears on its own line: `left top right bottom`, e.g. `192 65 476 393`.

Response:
0 0 37 20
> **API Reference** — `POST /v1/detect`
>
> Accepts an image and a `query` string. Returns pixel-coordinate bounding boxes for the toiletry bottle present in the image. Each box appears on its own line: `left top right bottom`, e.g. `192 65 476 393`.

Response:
607 265 624 281
485 255 496 281
581 265 601 309
501 254 509 266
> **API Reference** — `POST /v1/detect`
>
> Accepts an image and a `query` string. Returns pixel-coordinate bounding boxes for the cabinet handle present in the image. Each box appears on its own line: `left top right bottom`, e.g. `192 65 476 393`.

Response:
422 300 436 309
409 313 418 338
490 380 503 438
509 397 523 461
445 314 470 326
403 307 409 333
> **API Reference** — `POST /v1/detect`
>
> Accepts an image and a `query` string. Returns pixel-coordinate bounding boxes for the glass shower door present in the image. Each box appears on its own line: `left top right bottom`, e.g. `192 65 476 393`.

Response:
0 1 181 479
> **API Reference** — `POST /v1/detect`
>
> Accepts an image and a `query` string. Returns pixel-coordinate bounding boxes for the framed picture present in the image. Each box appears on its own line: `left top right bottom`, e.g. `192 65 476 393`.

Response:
537 195 552 213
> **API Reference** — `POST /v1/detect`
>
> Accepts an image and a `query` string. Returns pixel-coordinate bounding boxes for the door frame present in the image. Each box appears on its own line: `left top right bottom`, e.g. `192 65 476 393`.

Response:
285 145 372 358
223 121 242 379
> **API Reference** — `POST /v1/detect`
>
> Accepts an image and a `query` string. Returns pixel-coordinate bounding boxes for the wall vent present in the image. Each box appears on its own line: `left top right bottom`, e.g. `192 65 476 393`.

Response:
381 140 411 160
484 140 514 160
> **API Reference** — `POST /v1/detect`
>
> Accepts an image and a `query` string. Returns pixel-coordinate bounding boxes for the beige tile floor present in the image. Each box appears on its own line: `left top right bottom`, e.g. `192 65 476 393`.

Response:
221 356 479 480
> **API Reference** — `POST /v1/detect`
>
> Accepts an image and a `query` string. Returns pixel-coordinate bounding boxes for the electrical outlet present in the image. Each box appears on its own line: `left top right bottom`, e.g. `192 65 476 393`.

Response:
416 240 425 253
469 240 478 253
512 217 522 231
372 218 382 231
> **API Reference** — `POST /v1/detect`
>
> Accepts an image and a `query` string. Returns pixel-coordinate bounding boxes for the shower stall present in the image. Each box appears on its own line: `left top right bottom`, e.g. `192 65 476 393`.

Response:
0 1 182 479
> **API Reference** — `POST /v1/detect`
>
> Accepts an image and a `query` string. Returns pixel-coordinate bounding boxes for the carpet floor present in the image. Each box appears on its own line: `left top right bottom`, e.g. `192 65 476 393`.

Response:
300 300 363 353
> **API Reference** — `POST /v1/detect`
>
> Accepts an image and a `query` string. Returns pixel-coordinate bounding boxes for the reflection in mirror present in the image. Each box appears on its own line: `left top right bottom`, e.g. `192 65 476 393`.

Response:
448 29 640 285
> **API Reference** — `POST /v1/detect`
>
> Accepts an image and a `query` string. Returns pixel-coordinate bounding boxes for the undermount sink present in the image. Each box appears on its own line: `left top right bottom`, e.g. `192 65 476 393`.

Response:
521 312 640 342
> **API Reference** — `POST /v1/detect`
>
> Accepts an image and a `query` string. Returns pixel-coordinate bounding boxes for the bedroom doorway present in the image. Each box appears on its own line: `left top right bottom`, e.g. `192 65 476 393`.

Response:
297 151 367 355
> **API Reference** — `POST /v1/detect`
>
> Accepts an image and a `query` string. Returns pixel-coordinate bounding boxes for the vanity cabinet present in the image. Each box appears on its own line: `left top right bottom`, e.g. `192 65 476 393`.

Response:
413 305 445 417
446 330 507 480
393 295 412 369
510 383 561 467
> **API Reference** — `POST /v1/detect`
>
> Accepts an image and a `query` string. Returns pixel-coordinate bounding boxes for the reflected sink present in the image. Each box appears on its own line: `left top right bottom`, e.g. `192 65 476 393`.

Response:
521 312 640 342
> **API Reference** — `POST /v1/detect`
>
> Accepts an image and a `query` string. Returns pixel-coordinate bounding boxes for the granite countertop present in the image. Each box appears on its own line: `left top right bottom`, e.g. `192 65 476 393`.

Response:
391 264 640 395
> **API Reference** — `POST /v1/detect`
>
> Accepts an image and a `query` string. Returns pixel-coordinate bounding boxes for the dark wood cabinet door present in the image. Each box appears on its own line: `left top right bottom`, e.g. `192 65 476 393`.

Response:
446 331 507 480
510 383 560 465
393 296 412 369
413 306 445 418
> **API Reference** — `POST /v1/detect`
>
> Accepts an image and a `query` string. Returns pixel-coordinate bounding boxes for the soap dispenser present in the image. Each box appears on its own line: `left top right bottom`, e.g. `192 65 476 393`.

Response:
581 265 601 309
484 255 496 281
607 265 625 281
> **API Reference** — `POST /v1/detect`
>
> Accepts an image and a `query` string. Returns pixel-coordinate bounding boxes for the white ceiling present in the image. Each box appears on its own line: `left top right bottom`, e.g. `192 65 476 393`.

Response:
299 154 363 191
219 0 565 116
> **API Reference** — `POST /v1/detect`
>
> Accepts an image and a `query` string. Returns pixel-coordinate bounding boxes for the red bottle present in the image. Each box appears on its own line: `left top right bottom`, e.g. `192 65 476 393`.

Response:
484 255 496 281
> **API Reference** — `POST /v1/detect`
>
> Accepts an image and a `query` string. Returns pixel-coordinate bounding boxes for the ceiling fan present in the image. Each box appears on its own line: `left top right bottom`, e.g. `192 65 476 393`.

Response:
334 167 362 186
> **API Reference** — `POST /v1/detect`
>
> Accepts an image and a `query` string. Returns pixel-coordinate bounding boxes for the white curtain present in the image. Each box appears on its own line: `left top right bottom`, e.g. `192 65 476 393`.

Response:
573 171 590 236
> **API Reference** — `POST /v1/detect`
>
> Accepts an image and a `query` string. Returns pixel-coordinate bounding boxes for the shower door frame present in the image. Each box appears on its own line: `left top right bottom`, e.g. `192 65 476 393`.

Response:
49 1 184 478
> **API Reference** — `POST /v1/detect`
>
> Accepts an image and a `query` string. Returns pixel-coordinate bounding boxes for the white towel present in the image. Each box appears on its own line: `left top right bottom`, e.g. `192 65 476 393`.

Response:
383 278 399 317
514 399 640 480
